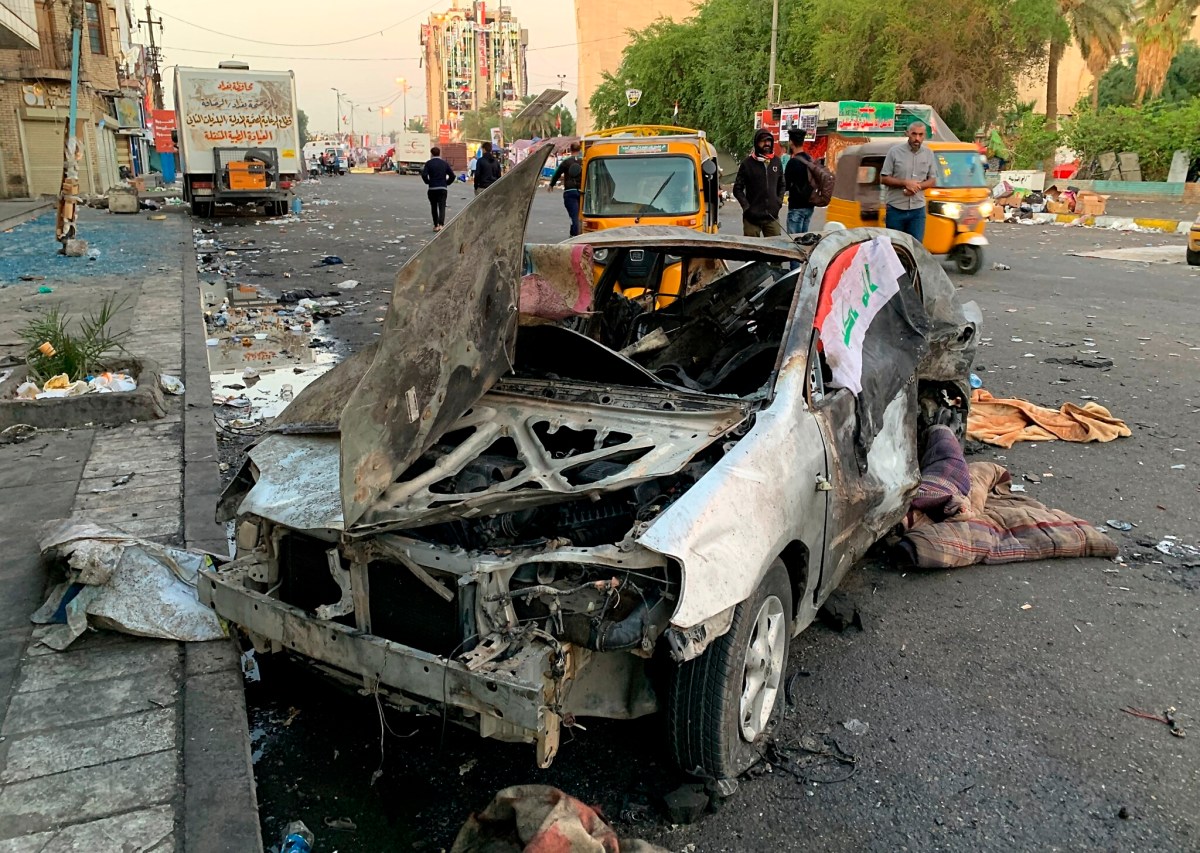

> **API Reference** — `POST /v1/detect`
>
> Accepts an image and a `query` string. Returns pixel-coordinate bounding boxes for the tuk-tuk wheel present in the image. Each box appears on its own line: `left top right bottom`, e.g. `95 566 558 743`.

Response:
953 244 983 275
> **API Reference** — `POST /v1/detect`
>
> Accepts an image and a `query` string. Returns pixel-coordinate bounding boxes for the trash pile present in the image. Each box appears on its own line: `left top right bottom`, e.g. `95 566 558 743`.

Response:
33 521 226 650
14 370 137 400
990 181 1108 223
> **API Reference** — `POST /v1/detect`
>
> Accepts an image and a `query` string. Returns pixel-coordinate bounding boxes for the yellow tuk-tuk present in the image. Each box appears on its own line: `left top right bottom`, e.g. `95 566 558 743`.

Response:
826 140 992 274
580 126 722 306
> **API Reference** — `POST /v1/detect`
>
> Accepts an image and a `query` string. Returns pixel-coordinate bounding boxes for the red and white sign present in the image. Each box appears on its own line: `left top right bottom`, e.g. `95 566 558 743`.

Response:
152 109 177 153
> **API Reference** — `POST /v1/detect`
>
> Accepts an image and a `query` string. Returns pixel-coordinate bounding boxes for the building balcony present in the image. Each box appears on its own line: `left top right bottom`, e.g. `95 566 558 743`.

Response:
16 33 71 78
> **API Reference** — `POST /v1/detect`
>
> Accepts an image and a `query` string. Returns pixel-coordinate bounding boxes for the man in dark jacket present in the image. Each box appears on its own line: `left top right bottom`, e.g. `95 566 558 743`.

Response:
474 141 502 196
784 127 816 235
549 142 583 236
733 129 784 237
420 146 455 232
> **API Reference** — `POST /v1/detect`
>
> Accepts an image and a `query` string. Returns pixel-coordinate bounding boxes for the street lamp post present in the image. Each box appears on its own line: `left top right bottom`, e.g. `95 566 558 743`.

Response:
345 99 357 145
331 87 342 136
395 77 411 131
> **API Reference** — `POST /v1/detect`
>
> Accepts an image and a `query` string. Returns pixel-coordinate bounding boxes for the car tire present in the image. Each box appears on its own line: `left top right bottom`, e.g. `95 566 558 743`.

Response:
1188 247 1200 267
666 559 792 779
954 244 983 275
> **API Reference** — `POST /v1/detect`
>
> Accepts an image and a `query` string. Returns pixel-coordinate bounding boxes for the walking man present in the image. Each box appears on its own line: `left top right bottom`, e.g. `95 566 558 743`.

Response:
474 141 502 196
733 129 784 237
549 142 583 237
784 128 816 236
420 145 455 232
880 121 937 242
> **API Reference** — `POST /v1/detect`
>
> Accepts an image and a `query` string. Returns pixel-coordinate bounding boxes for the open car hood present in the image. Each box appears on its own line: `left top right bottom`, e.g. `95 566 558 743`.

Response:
280 146 553 529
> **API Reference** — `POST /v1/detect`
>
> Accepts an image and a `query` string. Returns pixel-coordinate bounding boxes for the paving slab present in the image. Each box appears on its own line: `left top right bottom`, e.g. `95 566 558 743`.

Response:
3 667 179 736
0 805 175 853
1 707 176 783
14 641 180 695
0 750 178 838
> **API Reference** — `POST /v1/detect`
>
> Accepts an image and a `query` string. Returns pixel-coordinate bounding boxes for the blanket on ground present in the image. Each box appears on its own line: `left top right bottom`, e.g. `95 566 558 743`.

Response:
966 388 1131 448
899 431 1117 569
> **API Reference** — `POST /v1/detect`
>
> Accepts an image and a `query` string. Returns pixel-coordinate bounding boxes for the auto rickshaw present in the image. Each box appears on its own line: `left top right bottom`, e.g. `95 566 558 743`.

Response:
825 140 991 274
580 126 723 307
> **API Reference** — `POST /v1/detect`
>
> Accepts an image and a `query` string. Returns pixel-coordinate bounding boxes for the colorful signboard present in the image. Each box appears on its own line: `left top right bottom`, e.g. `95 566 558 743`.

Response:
836 101 896 133
617 143 668 155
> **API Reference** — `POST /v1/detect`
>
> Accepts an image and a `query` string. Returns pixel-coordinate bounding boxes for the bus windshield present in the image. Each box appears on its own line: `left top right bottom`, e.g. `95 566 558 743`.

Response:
933 150 987 188
583 155 699 217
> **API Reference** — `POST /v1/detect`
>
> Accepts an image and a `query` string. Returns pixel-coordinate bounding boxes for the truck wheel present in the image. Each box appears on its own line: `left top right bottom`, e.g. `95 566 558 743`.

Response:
953 245 983 275
666 560 792 779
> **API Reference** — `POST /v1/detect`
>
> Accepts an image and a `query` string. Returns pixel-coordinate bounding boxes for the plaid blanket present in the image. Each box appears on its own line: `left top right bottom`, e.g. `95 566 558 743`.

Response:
909 425 971 520
900 448 1117 569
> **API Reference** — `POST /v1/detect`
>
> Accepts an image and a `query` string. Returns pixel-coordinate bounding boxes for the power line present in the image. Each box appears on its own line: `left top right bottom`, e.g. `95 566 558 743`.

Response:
155 0 441 48
162 44 420 62
525 34 626 53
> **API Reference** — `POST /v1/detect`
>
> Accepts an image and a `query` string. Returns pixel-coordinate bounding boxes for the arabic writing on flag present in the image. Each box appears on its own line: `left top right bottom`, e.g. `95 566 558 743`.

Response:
818 236 906 394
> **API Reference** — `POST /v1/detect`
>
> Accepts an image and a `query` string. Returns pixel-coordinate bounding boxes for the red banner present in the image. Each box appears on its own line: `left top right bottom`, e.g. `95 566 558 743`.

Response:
152 109 177 153
438 122 451 145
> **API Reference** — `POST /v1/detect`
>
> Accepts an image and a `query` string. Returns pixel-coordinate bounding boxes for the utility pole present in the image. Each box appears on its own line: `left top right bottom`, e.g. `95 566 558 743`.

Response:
767 0 779 106
331 87 342 137
139 2 164 110
55 0 85 255
556 74 566 91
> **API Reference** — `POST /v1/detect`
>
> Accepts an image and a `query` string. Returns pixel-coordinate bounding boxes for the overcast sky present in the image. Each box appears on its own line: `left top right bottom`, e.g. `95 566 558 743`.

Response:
155 0 579 134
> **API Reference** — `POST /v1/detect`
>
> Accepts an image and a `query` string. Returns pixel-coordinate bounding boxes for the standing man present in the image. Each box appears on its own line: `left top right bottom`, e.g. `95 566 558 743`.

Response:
549 142 583 237
474 141 502 196
733 129 785 237
880 121 937 242
420 145 455 232
784 128 816 236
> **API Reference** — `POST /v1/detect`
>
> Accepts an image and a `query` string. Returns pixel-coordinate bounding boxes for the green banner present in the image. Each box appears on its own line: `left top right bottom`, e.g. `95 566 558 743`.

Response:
836 101 896 133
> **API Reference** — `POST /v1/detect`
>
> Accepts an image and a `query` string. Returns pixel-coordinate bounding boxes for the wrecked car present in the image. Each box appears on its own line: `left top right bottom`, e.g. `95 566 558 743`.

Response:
200 147 981 778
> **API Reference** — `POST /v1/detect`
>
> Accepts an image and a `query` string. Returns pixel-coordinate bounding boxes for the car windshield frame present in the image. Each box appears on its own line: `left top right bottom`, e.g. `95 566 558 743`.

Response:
933 150 987 188
583 155 701 218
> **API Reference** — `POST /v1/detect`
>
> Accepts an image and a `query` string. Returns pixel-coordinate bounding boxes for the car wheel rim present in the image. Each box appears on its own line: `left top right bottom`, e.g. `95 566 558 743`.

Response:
739 595 786 742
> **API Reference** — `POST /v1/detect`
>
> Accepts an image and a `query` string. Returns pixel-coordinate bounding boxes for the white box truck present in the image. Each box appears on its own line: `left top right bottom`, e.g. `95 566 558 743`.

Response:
393 131 432 174
174 62 301 217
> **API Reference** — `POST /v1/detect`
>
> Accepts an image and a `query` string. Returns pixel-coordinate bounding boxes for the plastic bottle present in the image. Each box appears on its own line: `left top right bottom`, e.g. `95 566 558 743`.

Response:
969 373 983 389
280 821 314 853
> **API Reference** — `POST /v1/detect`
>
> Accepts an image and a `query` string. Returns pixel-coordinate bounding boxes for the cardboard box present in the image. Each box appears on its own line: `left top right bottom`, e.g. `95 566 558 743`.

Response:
1046 199 1072 214
1073 191 1107 216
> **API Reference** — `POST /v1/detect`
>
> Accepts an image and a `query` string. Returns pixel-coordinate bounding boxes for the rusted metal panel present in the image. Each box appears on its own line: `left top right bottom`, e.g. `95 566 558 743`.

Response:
339 146 553 528
237 434 342 533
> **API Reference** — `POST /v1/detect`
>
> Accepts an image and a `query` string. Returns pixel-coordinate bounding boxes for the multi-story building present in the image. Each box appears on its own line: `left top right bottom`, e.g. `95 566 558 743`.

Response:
421 1 528 140
0 0 144 199
574 0 694 135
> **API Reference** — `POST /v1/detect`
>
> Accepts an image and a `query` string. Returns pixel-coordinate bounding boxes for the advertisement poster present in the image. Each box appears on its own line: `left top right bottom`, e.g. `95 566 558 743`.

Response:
836 101 896 133
152 109 177 153
778 107 800 141
176 70 298 169
800 107 819 136
115 97 142 129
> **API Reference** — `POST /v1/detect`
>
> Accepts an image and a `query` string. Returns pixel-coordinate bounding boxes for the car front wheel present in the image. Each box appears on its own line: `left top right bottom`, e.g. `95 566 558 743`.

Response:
666 560 792 779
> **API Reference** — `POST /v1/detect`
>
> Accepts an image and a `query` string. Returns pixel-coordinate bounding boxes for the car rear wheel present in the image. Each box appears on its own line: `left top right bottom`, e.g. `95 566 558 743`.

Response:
1188 247 1199 267
666 560 792 779
953 244 983 275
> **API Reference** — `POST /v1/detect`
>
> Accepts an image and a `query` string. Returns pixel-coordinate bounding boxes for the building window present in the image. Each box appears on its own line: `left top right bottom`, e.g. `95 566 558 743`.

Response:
85 1 106 55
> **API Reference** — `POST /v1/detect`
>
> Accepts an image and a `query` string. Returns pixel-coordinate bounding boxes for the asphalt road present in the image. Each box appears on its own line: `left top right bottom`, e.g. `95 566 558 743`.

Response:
213 173 1200 852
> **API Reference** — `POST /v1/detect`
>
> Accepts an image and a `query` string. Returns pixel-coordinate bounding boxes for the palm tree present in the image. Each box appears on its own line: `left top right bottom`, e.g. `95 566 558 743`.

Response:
1046 0 1133 129
1133 0 1200 102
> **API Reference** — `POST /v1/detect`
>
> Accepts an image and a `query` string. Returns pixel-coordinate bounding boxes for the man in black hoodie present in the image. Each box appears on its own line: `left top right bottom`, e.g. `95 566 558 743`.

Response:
420 146 455 232
733 128 785 237
474 141 502 196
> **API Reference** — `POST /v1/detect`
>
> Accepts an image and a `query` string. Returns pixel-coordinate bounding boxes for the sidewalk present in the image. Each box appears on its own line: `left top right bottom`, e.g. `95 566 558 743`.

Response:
0 209 261 851
0 200 54 233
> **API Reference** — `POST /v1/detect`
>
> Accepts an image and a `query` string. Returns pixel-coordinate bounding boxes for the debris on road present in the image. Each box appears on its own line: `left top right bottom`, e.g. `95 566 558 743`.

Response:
1106 520 1134 532
967 388 1131 447
991 262 1011 271
662 783 710 825
451 785 669 851
1043 356 1114 369
1121 706 1186 738
280 820 315 853
159 374 185 395
32 521 226 650
818 590 864 632
843 718 870 736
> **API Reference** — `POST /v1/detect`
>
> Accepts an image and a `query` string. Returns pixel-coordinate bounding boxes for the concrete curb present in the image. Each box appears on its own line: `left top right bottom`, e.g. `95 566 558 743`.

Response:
1011 212 1191 234
0 199 54 232
178 220 265 853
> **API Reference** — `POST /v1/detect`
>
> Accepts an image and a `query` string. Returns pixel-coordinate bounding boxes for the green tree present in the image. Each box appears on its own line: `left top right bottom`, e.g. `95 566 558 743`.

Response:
549 105 576 136
1044 0 1129 130
296 108 310 143
1062 95 1200 177
1133 0 1200 102
1096 43 1200 105
460 101 501 142
406 117 428 134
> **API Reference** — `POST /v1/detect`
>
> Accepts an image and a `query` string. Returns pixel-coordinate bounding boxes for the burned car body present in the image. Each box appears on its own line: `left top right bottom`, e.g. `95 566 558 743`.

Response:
201 147 980 777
